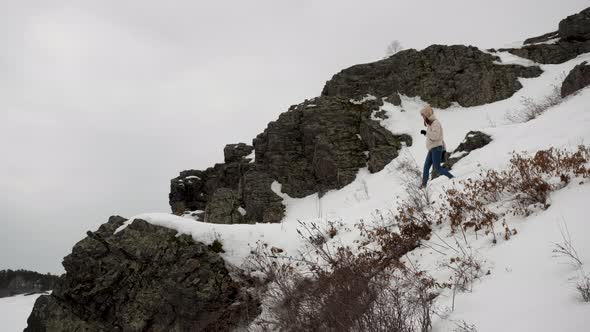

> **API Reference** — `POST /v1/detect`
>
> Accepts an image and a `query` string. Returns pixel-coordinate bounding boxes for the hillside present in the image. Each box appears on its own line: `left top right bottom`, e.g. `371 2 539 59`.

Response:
15 6 590 332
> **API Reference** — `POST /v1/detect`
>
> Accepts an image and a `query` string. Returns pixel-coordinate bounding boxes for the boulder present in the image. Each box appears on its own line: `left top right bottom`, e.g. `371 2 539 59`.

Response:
224 143 254 163
559 7 590 41
432 131 492 179
561 61 590 97
385 92 402 106
523 31 559 45
204 188 244 224
169 161 251 216
169 170 209 214
240 167 285 223
502 7 590 64
171 95 410 220
322 45 542 109
502 42 590 65
254 96 411 197
25 216 260 332
360 118 412 172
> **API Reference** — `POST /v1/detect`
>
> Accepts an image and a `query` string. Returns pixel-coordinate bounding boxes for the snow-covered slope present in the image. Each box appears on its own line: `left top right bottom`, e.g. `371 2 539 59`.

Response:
147 53 590 329
109 52 590 331
0 294 43 331
119 52 589 255
430 183 590 331
7 54 590 331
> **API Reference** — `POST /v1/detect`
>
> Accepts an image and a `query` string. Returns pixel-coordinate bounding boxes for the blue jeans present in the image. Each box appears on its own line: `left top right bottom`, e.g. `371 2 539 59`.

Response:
422 146 454 186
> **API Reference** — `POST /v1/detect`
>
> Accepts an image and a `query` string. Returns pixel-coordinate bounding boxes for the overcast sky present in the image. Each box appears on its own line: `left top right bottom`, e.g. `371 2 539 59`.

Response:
1 0 587 274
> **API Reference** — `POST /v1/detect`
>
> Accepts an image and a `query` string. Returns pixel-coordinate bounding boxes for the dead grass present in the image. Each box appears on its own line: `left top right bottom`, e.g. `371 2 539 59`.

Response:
505 84 562 123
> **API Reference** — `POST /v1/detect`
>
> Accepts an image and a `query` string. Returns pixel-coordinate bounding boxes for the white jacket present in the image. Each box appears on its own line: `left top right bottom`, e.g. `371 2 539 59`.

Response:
425 117 445 151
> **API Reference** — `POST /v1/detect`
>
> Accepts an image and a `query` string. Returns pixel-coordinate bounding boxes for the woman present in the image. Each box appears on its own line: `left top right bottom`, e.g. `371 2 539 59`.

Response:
419 105 453 187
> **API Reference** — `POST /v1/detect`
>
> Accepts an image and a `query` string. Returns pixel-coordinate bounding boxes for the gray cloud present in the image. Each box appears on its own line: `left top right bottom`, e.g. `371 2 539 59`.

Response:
1 0 587 274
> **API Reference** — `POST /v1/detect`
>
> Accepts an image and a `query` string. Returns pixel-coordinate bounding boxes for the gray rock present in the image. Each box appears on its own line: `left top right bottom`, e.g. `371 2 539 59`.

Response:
432 131 492 179
502 41 590 65
204 188 244 224
25 216 260 332
373 109 389 120
254 96 410 197
169 170 208 214
501 7 590 64
224 143 254 163
240 167 285 223
322 45 542 109
561 61 590 97
385 92 402 106
360 118 412 173
171 95 411 220
524 31 560 45
367 146 399 173
559 7 590 41
169 161 251 216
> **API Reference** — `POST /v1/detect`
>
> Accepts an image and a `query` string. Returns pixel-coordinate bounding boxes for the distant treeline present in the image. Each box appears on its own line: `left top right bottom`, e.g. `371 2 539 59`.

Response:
0 269 60 298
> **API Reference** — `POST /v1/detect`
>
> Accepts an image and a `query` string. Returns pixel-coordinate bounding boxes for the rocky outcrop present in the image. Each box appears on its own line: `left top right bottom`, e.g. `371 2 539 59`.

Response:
561 61 590 97
0 270 58 298
171 96 412 221
322 45 542 109
167 9 590 221
500 7 590 64
447 131 492 168
205 188 243 224
559 7 590 41
254 96 411 198
432 131 492 179
25 216 260 332
523 31 560 45
224 143 254 163
169 148 254 216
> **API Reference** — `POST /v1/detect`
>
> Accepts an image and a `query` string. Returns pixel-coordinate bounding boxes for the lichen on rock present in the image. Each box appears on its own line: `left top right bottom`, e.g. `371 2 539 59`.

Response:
25 216 260 332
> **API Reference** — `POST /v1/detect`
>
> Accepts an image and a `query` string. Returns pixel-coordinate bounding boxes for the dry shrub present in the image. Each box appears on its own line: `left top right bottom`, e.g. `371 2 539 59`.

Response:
393 151 434 239
577 276 590 302
551 221 590 302
247 220 437 332
552 223 583 268
436 146 589 240
247 146 589 331
444 254 483 293
505 84 562 123
453 320 478 332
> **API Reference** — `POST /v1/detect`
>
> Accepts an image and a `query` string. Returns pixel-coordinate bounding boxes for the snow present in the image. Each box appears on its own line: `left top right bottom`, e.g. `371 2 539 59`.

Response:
115 212 305 267
500 34 560 49
430 184 590 332
7 51 590 331
0 293 44 331
449 150 468 159
113 52 590 331
245 150 255 161
350 94 377 104
184 175 201 180
533 37 561 45
238 207 247 216
487 49 539 67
